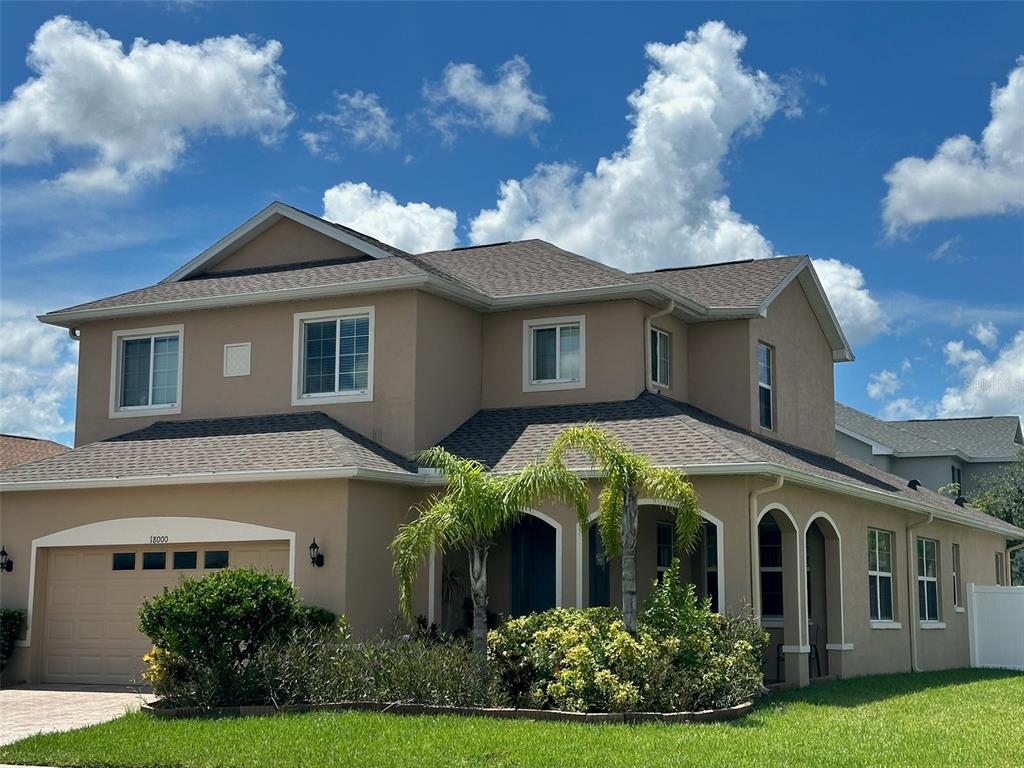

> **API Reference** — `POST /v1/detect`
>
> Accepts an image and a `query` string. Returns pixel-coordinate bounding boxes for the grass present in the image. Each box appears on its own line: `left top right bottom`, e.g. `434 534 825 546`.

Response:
2 669 1022 768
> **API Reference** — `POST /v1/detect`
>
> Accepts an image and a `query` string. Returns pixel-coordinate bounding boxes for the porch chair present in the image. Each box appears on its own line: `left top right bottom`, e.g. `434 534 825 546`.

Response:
775 623 822 682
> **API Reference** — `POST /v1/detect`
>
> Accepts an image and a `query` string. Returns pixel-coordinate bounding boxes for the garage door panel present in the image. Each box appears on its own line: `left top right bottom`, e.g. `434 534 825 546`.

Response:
42 540 289 684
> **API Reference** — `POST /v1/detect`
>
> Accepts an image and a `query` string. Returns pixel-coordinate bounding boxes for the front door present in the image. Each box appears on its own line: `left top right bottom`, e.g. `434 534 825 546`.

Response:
509 515 556 616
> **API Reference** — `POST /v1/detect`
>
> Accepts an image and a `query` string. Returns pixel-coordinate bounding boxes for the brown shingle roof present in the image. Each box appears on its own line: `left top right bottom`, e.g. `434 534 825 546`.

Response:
416 240 639 297
0 412 416 483
636 256 807 308
0 434 68 470
440 393 1023 536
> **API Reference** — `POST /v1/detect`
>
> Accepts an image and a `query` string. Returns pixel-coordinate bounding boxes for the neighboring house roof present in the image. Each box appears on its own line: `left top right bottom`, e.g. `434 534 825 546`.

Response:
37 203 853 362
441 393 1024 538
0 412 416 485
0 434 68 470
836 402 1024 462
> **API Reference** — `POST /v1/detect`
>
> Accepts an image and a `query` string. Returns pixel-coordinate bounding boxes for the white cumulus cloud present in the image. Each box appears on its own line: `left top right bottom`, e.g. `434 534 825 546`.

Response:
971 320 999 350
0 303 77 441
944 339 987 377
881 397 933 420
425 55 550 141
810 259 886 347
938 330 1024 417
867 369 901 400
322 181 457 253
312 91 398 151
0 16 292 193
882 59 1024 236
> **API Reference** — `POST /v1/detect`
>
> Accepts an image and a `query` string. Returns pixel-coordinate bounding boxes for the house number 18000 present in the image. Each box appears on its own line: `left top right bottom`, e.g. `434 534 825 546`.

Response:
149 535 169 544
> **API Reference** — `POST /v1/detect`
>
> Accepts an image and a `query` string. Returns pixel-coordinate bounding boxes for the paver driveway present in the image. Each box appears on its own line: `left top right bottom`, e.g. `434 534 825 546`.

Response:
0 684 154 746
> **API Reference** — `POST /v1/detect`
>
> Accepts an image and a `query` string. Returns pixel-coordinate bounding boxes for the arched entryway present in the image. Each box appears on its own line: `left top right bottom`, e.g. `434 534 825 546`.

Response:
757 504 805 685
805 513 846 678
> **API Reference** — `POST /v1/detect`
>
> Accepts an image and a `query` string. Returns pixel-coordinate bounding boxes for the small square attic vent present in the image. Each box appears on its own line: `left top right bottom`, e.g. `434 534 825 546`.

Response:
223 342 252 377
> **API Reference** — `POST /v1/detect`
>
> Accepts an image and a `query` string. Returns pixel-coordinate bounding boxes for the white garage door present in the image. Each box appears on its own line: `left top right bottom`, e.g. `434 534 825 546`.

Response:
42 540 289 685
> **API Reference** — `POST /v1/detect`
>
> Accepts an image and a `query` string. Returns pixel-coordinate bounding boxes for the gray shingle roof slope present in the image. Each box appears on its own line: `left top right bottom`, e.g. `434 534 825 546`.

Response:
893 416 1023 460
836 403 1024 460
634 255 807 309
415 240 640 297
440 393 1023 536
0 412 416 483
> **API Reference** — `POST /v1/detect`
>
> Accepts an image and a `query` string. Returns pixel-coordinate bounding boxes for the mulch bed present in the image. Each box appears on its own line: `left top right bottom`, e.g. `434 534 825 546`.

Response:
142 699 753 724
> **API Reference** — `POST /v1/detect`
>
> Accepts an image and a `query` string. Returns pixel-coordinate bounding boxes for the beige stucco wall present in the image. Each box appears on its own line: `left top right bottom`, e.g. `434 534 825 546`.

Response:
687 320 753 430
480 300 647 409
750 280 836 456
204 218 365 274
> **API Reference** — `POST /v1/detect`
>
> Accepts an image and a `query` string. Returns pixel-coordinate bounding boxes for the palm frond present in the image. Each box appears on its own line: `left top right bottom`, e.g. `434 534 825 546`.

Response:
502 461 590 528
390 496 463 621
642 466 702 553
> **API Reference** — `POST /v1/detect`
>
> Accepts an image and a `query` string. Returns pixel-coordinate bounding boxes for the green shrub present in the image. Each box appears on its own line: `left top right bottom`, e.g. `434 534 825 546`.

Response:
296 605 337 630
1 608 26 671
488 562 767 713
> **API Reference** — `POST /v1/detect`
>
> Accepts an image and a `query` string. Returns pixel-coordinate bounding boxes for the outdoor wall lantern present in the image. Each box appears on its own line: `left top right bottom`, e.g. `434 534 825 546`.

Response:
0 546 12 573
309 538 324 568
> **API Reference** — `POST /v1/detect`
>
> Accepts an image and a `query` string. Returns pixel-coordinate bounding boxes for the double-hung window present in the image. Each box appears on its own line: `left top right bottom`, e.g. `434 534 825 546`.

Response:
523 316 585 391
650 327 671 388
917 537 940 622
868 528 894 622
759 519 784 618
757 342 774 430
292 308 373 405
656 521 674 582
110 325 183 417
951 543 962 609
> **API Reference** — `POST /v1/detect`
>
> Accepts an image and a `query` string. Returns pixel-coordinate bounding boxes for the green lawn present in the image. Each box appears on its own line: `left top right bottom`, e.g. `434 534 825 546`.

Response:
2 669 1022 768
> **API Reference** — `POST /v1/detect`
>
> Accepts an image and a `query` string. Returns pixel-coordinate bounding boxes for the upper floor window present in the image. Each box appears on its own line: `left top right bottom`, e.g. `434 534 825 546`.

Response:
110 325 183 418
650 327 671 388
868 528 894 622
758 342 774 430
292 307 374 405
917 537 939 622
522 315 585 392
951 465 962 491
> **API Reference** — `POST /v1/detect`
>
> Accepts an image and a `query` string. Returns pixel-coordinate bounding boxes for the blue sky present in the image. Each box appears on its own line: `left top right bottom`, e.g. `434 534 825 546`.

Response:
1 1 1022 444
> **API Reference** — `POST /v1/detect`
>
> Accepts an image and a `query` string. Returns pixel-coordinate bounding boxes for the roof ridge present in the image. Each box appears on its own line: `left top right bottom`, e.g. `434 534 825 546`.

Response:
836 402 955 453
633 254 808 275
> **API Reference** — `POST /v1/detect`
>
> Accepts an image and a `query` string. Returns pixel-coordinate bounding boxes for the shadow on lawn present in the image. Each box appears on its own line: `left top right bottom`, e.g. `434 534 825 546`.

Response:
743 667 1022 719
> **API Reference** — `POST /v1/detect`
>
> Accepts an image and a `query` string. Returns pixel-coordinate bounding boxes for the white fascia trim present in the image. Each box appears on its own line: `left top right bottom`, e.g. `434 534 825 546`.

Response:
0 466 442 492
835 425 896 456
162 203 393 283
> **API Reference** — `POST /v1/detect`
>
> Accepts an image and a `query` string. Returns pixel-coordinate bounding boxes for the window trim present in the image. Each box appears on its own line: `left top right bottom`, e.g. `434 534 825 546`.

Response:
291 306 375 406
868 528 895 622
650 326 671 388
917 537 940 623
522 315 586 392
109 324 185 418
757 341 775 431
758 520 784 619
656 520 674 577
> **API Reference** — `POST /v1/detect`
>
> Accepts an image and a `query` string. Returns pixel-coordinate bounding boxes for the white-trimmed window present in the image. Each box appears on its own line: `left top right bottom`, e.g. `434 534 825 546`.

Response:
951 543 962 609
758 342 774 430
292 307 374 405
110 325 184 417
522 315 585 391
656 521 674 582
917 537 939 622
996 552 1006 586
650 327 671 388
759 519 784 618
868 528 894 622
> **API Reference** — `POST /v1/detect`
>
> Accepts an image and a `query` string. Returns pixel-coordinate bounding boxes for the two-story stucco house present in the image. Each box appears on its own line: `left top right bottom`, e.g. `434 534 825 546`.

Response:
1 202 1020 688
835 403 1023 498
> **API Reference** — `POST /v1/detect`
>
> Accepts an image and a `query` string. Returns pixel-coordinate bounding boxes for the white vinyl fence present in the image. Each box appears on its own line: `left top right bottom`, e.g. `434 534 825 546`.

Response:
967 584 1024 671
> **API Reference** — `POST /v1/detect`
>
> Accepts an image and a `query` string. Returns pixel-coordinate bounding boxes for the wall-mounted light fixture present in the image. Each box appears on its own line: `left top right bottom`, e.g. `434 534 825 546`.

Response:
0 546 12 573
309 538 324 567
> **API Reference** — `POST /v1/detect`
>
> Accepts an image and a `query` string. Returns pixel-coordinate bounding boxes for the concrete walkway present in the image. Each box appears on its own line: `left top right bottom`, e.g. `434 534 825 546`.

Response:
0 684 154 746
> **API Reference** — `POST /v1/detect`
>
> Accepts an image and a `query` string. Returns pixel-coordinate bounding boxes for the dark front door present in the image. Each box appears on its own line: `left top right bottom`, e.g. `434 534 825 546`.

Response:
510 515 556 616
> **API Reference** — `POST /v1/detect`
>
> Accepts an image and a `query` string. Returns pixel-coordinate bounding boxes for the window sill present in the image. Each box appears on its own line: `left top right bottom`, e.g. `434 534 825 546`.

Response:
523 379 585 393
954 606 965 614
760 618 784 628
870 620 902 630
110 404 181 419
292 391 372 406
919 621 946 630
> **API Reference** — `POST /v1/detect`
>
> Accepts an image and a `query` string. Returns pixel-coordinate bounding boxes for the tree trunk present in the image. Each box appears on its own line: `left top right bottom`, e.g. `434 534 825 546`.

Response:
469 543 490 658
621 489 640 632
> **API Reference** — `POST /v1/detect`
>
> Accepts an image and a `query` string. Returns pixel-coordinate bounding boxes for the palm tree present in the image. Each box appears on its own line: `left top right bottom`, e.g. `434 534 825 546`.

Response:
549 425 701 632
391 446 589 657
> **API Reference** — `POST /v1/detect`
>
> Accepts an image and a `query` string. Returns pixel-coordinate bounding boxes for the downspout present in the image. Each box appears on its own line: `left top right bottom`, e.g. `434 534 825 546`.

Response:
644 300 675 394
906 510 934 673
749 475 784 618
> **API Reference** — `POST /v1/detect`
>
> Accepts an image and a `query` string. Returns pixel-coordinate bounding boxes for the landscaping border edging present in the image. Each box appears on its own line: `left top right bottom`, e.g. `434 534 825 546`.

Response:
141 699 753 724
